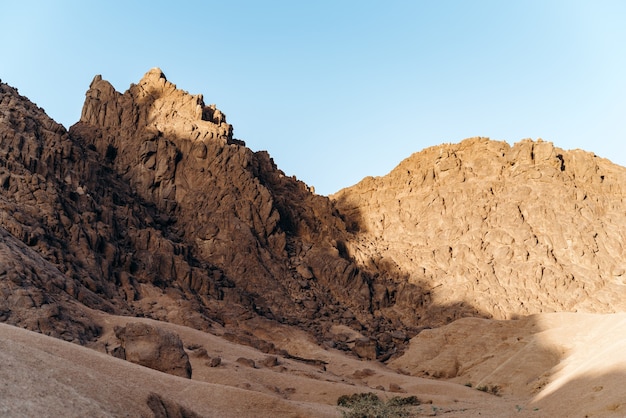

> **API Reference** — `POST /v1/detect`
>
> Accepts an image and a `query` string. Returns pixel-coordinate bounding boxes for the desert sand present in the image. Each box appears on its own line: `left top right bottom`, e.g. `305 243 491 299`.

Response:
2 310 626 417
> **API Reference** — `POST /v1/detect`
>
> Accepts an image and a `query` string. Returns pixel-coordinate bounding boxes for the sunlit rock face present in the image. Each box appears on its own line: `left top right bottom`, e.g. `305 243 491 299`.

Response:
333 136 626 322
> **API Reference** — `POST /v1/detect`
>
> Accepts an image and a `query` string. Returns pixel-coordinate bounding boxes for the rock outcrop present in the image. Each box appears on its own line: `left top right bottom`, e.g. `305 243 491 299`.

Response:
0 78 239 344
1 70 425 359
2 70 626 363
113 322 192 378
333 137 626 324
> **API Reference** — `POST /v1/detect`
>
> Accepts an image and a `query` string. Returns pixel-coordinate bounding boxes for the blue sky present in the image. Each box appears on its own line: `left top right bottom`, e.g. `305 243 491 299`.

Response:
1 1 625 195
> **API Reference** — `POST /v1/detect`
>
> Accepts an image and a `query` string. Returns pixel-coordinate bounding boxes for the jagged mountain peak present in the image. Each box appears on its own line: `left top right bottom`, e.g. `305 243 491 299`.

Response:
2 70 426 359
80 69 234 145
139 66 167 83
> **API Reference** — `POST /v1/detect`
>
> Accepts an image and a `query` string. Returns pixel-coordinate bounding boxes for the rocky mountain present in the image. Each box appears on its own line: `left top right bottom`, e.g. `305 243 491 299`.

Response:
0 69 429 360
2 68 626 417
3 69 626 353
333 137 626 325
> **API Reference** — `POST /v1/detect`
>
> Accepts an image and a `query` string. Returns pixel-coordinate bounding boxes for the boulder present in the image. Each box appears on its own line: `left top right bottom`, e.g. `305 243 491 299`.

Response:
353 337 378 360
114 322 191 378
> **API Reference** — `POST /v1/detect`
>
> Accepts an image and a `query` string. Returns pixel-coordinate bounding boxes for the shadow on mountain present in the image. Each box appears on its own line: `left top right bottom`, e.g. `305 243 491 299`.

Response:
331 190 492 326
0 74 492 365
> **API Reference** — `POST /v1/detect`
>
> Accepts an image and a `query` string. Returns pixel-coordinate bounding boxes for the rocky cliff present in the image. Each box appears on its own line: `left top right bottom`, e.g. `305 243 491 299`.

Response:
333 137 626 324
1 69 426 359
2 70 625 362
0 76 228 342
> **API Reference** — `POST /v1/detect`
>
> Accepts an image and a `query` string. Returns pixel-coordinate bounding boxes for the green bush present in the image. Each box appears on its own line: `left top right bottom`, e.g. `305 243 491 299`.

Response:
337 392 420 418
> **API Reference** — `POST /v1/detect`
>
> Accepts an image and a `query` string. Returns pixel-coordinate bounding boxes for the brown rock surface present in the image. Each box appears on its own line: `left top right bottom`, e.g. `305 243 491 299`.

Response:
0 77 239 343
1 70 428 361
68 68 424 355
3 72 626 346
3 69 626 417
333 137 626 325
113 322 192 378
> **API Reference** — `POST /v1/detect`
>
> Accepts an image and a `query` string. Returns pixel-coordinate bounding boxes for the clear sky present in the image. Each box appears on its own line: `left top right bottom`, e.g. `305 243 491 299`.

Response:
1 1 625 195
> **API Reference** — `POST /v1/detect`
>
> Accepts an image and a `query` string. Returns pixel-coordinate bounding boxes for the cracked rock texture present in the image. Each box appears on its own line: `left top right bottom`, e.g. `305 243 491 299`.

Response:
1 69 625 363
1 70 428 359
333 137 626 323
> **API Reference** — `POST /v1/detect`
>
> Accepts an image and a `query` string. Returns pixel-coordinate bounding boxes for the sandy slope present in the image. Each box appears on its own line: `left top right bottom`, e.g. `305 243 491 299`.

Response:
531 313 626 417
3 311 625 417
391 312 626 417
0 321 337 418
0 314 518 418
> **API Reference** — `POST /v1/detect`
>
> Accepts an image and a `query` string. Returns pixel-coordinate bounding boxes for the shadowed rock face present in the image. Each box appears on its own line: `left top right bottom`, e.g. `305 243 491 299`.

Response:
1 70 431 358
0 77 238 343
69 69 436 351
2 69 625 362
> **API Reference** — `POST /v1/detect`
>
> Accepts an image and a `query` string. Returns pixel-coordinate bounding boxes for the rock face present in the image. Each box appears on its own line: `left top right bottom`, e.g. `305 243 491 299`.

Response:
0 77 237 344
114 322 192 378
333 137 626 324
2 70 626 363
69 69 431 353
0 70 425 359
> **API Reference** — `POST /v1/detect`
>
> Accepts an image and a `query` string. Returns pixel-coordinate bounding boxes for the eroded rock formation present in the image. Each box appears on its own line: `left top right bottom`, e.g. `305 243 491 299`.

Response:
1 70 426 359
70 69 432 350
0 77 241 344
333 137 626 324
113 322 192 378
2 70 625 364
